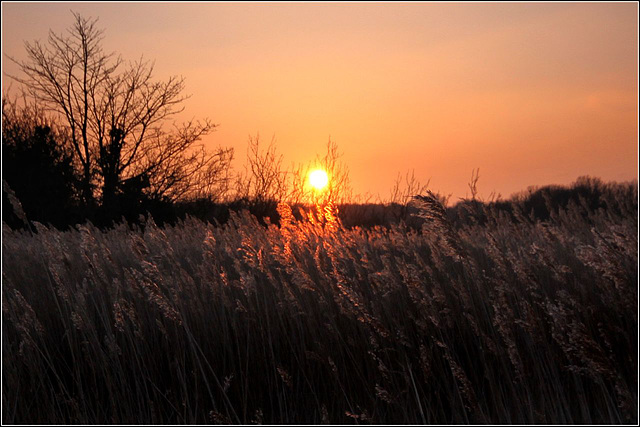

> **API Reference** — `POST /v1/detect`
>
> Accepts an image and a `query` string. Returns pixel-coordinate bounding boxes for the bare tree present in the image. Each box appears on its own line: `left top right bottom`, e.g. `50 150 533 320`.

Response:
233 135 353 217
7 13 232 209
235 134 288 207
315 138 351 205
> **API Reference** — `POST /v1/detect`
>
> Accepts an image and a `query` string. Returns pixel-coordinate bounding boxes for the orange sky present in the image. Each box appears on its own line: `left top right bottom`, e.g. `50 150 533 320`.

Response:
2 2 638 202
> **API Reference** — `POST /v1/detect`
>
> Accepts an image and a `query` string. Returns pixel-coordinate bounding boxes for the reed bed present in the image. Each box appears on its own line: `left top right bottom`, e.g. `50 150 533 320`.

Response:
2 191 637 424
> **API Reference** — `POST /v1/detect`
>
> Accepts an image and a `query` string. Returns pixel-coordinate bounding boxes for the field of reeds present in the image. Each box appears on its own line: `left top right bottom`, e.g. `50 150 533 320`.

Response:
2 183 638 424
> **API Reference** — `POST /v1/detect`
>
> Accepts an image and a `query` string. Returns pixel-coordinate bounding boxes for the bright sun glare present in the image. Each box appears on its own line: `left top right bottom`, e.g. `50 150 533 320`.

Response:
309 169 329 191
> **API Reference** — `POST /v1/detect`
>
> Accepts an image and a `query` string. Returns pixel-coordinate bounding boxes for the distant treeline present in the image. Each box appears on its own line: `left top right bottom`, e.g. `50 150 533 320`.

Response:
3 145 637 232
334 176 638 229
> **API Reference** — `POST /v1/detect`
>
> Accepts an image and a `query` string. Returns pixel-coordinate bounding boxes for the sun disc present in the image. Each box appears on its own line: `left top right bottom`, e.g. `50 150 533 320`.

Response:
309 169 329 190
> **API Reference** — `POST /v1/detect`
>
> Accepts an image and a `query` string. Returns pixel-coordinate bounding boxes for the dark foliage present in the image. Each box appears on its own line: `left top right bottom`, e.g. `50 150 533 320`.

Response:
2 120 82 230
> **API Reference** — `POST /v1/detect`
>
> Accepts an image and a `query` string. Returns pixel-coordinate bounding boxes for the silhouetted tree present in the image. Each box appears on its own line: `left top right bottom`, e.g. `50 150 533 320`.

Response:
233 136 353 222
313 139 352 206
7 12 233 222
235 134 288 216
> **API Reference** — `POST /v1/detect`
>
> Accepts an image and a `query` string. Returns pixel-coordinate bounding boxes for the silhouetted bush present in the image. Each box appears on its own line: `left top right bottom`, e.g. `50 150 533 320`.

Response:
2 103 82 230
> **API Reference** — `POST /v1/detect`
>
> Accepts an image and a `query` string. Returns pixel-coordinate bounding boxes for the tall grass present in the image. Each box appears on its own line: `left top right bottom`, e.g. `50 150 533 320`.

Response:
2 185 637 424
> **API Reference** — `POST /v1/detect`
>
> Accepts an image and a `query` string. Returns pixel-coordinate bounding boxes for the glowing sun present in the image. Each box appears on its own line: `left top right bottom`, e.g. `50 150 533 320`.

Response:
309 169 329 191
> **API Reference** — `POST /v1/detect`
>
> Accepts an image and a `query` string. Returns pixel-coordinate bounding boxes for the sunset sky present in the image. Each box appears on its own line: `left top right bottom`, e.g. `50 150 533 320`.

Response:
2 2 637 202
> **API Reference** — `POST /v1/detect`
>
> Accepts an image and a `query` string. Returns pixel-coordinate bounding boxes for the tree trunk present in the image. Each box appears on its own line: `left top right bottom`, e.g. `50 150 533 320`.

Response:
81 165 94 209
102 173 119 214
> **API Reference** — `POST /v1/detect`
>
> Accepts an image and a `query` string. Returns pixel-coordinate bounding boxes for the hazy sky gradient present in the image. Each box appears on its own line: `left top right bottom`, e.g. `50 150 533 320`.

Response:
2 2 637 201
